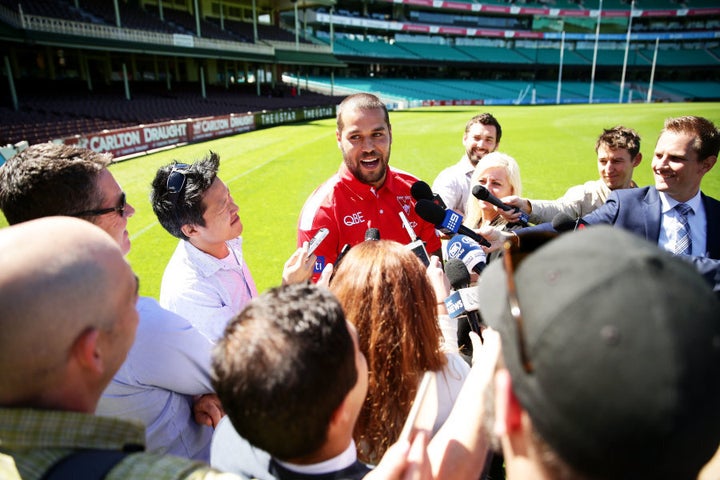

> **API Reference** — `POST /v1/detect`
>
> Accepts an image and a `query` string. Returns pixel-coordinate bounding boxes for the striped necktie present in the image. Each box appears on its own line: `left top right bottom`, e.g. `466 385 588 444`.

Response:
673 203 692 256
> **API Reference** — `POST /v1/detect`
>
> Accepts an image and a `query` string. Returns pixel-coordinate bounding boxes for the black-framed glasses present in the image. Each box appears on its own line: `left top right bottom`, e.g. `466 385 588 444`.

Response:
70 192 126 218
502 231 558 374
166 163 190 201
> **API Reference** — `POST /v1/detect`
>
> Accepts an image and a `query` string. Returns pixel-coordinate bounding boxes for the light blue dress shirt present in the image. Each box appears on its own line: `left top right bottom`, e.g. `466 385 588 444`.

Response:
96 296 215 461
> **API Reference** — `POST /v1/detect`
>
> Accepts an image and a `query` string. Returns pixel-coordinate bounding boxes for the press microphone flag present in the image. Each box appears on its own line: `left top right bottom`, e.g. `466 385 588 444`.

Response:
444 288 481 319
444 234 486 275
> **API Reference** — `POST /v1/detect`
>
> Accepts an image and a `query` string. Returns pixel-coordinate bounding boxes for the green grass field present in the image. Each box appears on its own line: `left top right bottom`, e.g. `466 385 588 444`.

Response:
2 102 719 297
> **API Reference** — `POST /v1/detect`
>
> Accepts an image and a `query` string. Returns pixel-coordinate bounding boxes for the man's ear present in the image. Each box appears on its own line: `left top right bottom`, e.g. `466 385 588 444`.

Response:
494 368 523 438
181 223 199 239
632 152 642 167
700 155 717 175
70 328 103 375
336 129 342 148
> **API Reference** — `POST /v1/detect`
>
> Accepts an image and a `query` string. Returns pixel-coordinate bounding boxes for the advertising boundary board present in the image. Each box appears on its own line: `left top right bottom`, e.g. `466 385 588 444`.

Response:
60 105 337 161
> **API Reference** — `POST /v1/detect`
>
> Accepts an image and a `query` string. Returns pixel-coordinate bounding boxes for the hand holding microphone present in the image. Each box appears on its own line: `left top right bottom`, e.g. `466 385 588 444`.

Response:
552 212 589 232
471 185 529 227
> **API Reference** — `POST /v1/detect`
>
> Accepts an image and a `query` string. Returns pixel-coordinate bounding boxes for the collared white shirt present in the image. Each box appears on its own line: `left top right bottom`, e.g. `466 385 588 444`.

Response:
96 296 215 461
275 440 359 475
160 237 258 343
658 191 707 257
432 155 476 215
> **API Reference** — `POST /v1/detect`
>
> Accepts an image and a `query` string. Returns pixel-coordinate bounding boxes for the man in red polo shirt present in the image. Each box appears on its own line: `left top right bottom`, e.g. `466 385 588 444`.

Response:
298 93 441 278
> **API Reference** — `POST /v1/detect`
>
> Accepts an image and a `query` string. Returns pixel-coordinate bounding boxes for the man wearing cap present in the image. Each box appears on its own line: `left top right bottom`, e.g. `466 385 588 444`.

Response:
472 226 720 480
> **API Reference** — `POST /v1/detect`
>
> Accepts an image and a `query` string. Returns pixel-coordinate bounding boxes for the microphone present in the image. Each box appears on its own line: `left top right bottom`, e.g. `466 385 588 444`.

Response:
551 212 589 232
414 199 491 247
364 228 381 241
471 185 529 227
399 211 430 267
411 180 447 209
443 258 482 337
444 234 486 275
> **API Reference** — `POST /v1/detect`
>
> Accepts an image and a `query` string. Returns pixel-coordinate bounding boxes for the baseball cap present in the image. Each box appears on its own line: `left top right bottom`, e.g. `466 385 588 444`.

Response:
477 226 720 479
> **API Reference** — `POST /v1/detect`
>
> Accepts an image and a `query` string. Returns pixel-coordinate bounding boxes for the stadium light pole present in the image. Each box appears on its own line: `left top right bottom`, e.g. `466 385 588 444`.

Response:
194 0 201 37
4 56 17 111
112 0 121 27
251 0 258 42
589 0 602 104
556 30 565 105
294 0 300 50
647 37 659 103
619 0 634 103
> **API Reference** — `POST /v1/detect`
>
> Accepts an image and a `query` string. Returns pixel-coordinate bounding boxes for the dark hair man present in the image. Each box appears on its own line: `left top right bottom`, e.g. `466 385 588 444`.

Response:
505 125 642 223
432 112 502 215
297 93 442 279
151 152 315 342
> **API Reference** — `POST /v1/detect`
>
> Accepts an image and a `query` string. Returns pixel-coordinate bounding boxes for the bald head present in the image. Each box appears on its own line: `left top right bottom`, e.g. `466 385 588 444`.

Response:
0 217 139 409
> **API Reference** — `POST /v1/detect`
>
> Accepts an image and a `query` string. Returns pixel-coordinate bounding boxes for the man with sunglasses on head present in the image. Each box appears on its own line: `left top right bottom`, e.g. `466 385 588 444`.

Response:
150 152 315 344
0 143 220 462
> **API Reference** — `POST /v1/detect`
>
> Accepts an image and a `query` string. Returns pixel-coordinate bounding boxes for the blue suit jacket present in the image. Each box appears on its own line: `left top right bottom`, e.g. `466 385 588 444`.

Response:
526 186 720 296
582 186 720 260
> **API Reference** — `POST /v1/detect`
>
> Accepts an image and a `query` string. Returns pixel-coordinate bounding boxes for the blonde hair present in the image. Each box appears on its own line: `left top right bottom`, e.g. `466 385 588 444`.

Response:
464 152 522 229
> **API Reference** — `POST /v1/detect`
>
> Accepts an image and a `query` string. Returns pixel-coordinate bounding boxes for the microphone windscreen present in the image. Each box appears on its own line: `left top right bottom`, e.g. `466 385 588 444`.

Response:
445 258 471 291
552 212 578 232
472 184 489 200
414 199 445 225
411 181 434 201
364 228 381 241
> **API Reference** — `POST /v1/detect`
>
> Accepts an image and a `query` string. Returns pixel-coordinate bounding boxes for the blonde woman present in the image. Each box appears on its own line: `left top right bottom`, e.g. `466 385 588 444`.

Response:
463 151 523 231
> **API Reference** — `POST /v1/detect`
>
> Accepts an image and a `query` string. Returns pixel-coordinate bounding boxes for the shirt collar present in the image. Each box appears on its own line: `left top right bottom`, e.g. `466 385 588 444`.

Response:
339 163 397 197
274 440 358 475
459 155 477 176
659 190 702 214
182 237 244 277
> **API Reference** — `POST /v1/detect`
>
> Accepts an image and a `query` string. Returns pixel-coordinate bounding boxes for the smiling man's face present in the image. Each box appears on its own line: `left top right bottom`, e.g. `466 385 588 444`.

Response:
652 130 713 203
337 106 392 189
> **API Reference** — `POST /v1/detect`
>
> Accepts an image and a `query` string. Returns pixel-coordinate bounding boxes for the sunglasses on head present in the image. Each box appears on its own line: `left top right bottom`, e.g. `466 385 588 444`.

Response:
502 231 558 374
166 163 190 201
70 192 126 218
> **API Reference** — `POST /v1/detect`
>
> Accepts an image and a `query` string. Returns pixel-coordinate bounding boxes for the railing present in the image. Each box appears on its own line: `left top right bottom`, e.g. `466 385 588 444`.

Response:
265 40 333 53
20 15 275 56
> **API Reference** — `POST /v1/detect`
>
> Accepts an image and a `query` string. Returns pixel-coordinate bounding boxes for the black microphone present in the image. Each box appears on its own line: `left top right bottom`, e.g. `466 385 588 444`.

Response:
551 212 589 232
411 180 447 209
471 184 529 227
414 199 491 247
445 258 471 290
364 228 381 241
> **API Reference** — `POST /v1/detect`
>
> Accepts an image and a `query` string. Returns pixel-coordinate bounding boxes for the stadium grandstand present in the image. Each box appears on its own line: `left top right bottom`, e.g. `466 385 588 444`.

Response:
0 0 717 159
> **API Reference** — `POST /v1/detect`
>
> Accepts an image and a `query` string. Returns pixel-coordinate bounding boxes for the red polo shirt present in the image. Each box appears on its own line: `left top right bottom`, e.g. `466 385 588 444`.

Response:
298 164 441 278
